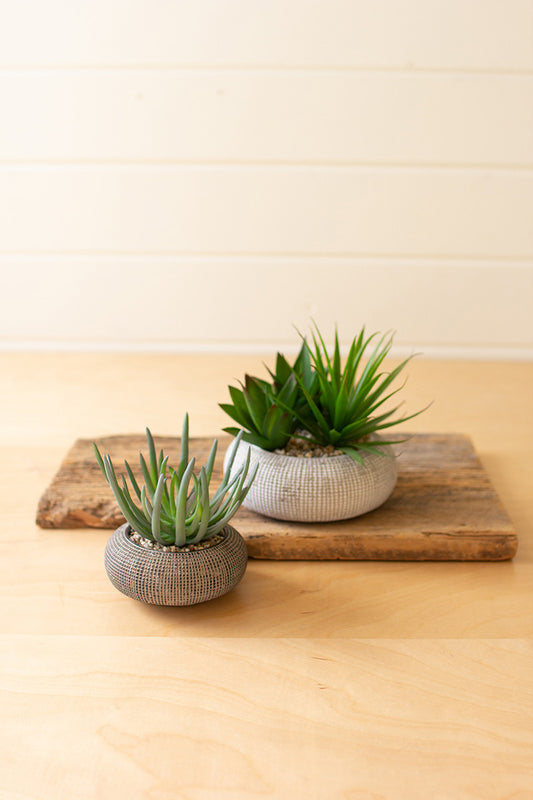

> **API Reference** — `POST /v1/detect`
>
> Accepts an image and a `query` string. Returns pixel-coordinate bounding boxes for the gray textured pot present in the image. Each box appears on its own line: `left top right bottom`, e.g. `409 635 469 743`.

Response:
223 437 398 522
104 523 248 606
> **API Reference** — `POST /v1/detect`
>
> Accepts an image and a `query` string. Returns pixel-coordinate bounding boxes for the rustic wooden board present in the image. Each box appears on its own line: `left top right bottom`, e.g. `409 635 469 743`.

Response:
36 434 517 561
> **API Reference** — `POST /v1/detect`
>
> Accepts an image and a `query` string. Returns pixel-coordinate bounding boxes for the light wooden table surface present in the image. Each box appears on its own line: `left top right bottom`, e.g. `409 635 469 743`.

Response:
1 353 532 799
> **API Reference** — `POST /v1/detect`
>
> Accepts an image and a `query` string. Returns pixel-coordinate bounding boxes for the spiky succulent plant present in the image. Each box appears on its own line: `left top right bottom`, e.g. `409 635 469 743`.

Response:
219 342 317 450
219 374 294 450
220 324 427 462
94 414 257 546
285 326 426 461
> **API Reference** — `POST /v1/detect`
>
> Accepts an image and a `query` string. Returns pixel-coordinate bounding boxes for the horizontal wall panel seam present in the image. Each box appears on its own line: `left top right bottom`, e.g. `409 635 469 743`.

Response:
2 164 533 175
1 342 532 361
2 251 533 263
2 66 533 76
1 255 531 268
2 162 533 170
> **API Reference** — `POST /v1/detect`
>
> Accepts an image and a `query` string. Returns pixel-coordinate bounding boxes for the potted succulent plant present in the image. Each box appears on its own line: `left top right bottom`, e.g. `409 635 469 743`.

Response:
94 415 257 606
220 325 425 523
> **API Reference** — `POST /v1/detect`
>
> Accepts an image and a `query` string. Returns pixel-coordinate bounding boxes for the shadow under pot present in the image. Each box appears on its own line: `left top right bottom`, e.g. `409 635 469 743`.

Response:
104 522 248 606
223 437 398 523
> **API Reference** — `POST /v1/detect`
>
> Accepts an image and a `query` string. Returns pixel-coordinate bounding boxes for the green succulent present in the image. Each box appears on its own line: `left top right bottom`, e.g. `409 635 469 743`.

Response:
265 342 318 417
219 324 427 462
220 372 298 450
94 414 257 546
220 343 320 450
284 325 426 462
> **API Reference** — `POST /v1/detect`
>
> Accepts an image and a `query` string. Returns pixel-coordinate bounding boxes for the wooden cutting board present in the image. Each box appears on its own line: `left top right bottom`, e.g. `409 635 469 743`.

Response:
36 433 517 561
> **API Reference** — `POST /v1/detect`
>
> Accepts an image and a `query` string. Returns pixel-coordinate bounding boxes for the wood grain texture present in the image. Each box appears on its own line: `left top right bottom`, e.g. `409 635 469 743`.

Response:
1 636 532 800
2 353 531 639
2 339 533 798
36 433 517 561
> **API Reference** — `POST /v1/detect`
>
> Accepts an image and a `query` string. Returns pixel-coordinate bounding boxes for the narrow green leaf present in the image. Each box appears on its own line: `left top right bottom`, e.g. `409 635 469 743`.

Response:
151 474 167 544
120 479 153 539
93 443 106 478
348 439 401 456
333 384 350 430
289 371 330 437
219 430 244 490
145 427 158 483
139 453 156 497
332 326 342 386
243 376 269 433
222 425 243 438
185 473 202 532
310 321 334 375
175 458 195 547
180 413 189 467
124 459 142 501
219 401 255 432
204 438 218 483
103 455 148 535
340 446 364 464
141 484 152 521
190 468 211 544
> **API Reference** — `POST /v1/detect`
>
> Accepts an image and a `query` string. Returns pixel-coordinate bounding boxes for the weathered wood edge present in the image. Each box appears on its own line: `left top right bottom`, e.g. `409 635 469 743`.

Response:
36 433 518 561
243 531 518 561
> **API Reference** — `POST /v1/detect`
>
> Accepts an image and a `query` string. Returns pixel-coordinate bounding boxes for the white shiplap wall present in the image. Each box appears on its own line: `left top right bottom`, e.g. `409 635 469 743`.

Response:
1 0 532 357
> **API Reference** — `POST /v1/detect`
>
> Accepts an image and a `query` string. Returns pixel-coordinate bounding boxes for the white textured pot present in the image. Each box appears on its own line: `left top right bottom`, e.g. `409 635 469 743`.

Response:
224 437 398 522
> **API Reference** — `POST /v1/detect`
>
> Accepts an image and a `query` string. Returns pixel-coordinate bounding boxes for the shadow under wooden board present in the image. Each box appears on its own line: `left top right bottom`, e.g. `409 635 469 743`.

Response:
36 434 517 561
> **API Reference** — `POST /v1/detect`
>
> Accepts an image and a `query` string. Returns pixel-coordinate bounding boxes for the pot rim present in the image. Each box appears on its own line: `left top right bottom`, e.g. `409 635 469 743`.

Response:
116 522 232 556
231 435 396 464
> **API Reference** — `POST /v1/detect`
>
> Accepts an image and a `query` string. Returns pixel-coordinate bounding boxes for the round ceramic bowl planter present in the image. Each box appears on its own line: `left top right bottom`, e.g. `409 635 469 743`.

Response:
104 523 248 606
223 437 398 523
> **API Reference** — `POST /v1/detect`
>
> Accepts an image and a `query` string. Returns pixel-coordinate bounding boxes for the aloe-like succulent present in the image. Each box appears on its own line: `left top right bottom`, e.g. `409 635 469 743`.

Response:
220 372 299 450
264 342 318 418
285 326 426 461
220 324 427 462
220 342 318 450
94 414 257 546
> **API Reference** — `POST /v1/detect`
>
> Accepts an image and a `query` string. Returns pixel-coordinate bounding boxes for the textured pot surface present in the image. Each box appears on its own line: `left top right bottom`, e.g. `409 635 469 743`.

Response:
224 438 398 522
104 523 248 606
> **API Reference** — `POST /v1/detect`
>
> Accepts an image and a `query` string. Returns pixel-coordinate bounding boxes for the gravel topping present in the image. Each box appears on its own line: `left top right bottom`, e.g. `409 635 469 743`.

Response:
128 530 224 552
275 431 344 458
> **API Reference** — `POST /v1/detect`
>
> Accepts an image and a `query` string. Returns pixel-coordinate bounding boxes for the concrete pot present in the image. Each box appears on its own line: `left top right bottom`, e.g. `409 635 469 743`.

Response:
223 437 397 522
